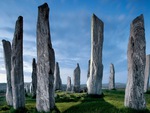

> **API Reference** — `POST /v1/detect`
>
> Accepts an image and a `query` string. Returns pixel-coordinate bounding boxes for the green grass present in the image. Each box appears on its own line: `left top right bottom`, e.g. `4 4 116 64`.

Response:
0 89 150 113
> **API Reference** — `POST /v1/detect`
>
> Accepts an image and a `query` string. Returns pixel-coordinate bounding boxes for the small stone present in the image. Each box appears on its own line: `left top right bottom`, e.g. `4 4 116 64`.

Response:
109 63 115 90
66 76 71 92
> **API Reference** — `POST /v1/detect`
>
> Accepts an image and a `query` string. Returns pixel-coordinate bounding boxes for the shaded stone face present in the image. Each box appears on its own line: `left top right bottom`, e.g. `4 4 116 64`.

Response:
144 55 150 93
2 40 13 106
72 63 80 93
109 63 115 90
124 14 146 110
11 16 25 109
87 14 104 95
66 76 71 91
31 58 37 97
87 60 90 80
54 62 62 90
36 3 55 112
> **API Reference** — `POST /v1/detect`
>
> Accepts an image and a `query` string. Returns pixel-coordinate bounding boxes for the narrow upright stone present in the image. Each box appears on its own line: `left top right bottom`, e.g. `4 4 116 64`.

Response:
124 14 146 110
11 16 25 109
72 63 81 93
109 63 115 90
54 62 62 90
66 76 71 91
36 3 55 112
31 58 37 97
87 14 104 95
2 40 13 106
87 60 90 79
144 55 150 93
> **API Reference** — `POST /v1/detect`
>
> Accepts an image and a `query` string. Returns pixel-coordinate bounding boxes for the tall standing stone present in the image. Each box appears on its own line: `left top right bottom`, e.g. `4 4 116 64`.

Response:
87 14 104 95
11 16 25 109
31 58 37 97
36 3 55 112
109 63 115 90
144 55 150 93
54 62 62 90
2 40 13 106
66 76 71 91
124 14 146 110
72 63 80 93
87 60 90 80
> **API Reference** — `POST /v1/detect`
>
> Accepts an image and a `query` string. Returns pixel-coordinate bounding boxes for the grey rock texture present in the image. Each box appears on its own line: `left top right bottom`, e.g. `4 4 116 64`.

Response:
87 14 104 95
36 3 55 112
31 58 37 97
54 62 62 90
144 55 150 93
124 14 146 110
11 16 25 109
109 63 115 90
66 76 71 91
24 83 31 94
2 40 13 106
72 63 81 93
87 60 90 79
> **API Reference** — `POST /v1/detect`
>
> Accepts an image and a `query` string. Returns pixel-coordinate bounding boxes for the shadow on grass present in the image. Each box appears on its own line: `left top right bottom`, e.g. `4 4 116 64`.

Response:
63 94 150 113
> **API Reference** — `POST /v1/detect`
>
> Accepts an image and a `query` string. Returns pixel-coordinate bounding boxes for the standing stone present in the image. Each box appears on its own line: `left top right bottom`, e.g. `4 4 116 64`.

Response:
66 76 71 91
72 63 80 93
87 14 104 95
54 62 62 90
144 55 150 93
36 3 55 112
87 60 90 80
2 40 13 106
124 14 146 110
109 63 115 90
31 58 37 97
11 16 25 109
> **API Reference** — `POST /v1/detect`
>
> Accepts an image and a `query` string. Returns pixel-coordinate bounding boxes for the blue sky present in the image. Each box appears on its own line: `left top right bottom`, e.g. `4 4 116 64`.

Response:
0 0 150 84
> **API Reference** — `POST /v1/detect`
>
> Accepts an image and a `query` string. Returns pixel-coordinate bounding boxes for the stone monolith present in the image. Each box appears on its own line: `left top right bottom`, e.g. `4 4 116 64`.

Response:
66 76 71 91
31 58 37 97
124 14 146 110
36 3 55 112
144 55 150 93
72 63 80 93
54 62 62 90
87 14 104 95
109 63 115 90
11 16 25 109
2 40 13 106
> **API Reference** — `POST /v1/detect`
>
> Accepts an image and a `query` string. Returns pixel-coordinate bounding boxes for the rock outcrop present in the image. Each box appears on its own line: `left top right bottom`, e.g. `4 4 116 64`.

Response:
2 40 13 106
144 55 150 93
72 63 80 93
109 63 115 90
36 3 55 112
66 76 71 91
11 16 25 109
31 58 37 97
54 62 62 90
87 14 104 95
124 14 146 110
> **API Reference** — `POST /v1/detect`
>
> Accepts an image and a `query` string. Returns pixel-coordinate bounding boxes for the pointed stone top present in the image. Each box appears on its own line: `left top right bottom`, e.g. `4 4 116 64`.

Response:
77 63 79 67
2 39 11 45
33 58 36 63
56 62 59 65
132 14 144 25
110 63 114 66
92 13 103 24
18 16 23 21
38 3 49 10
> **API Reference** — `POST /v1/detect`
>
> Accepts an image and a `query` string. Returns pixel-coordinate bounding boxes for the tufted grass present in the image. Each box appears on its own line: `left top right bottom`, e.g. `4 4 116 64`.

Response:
0 89 150 113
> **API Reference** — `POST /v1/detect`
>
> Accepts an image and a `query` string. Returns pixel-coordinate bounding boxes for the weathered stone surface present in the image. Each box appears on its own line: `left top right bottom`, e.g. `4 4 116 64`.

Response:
87 60 90 79
124 14 146 110
36 3 55 112
24 83 31 94
72 63 80 93
54 62 62 90
11 16 25 109
2 40 13 106
109 63 115 90
144 55 150 93
87 14 104 95
31 58 37 97
66 76 71 91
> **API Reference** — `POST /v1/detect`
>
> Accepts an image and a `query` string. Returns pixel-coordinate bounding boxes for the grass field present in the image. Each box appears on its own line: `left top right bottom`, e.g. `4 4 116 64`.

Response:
0 89 150 113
